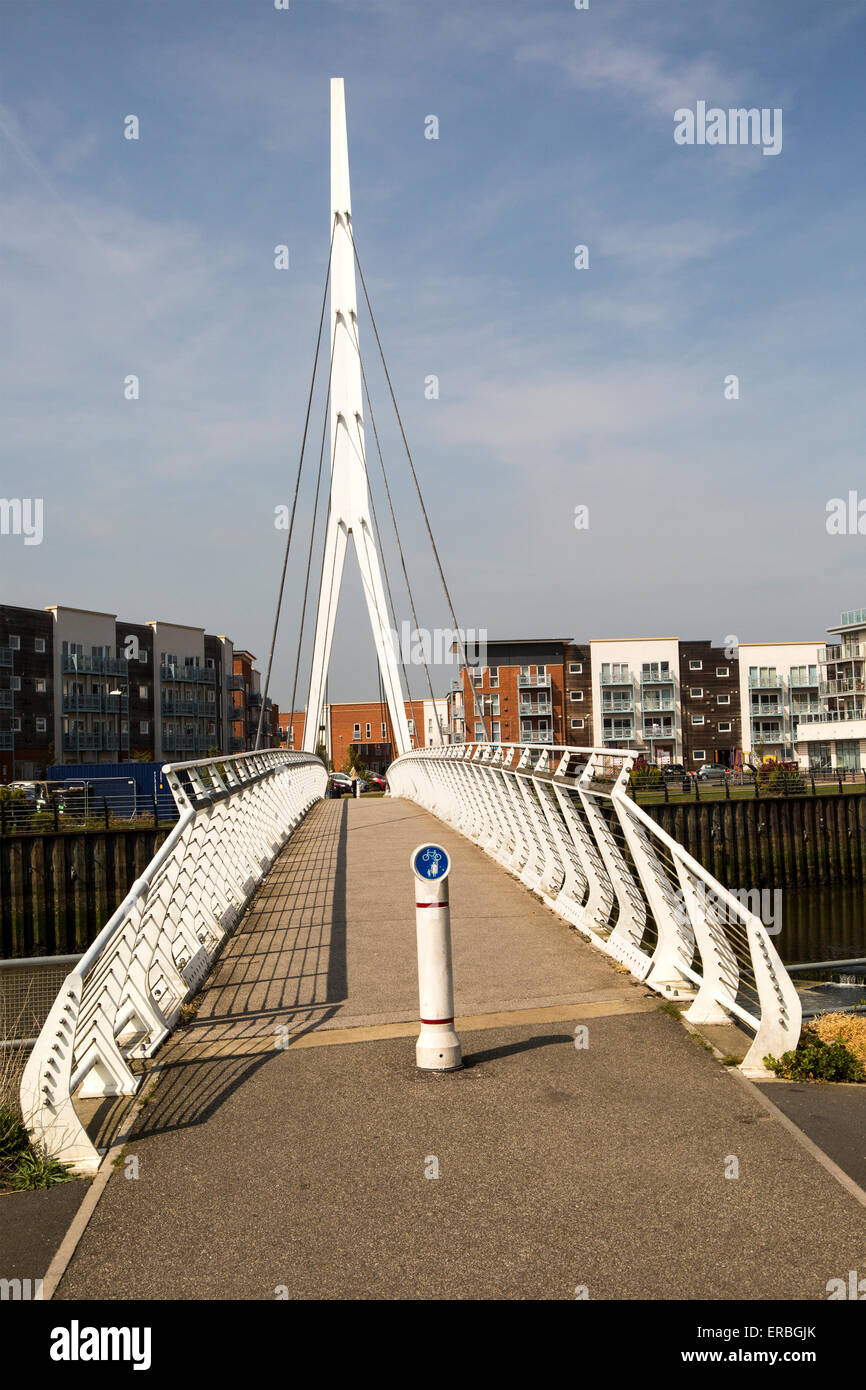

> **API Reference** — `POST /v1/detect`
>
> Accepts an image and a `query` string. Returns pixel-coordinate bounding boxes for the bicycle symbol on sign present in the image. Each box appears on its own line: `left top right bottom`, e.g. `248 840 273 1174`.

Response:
422 848 443 877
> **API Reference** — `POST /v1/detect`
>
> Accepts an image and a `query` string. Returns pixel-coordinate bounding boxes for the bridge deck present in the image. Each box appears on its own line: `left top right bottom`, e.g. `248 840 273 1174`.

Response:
57 797 866 1300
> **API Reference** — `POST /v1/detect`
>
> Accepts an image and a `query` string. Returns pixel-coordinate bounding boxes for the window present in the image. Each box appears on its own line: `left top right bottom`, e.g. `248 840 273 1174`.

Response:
490 721 501 741
690 687 703 698
206 658 215 669
12 676 21 692
407 720 415 734
569 662 583 675
691 714 705 726
570 718 585 730
717 694 730 705
689 660 702 671
8 635 20 651
140 720 150 735
36 717 47 733
718 722 732 733
569 690 584 702
365 723 371 739
34 637 46 654
139 685 149 699
381 723 387 738
692 749 706 761
35 678 46 694
353 723 361 737
488 667 499 687
471 670 483 688
716 666 729 678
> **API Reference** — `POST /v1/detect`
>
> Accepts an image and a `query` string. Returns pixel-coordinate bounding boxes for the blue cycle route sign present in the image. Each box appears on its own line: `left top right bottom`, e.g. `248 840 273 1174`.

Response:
411 844 450 882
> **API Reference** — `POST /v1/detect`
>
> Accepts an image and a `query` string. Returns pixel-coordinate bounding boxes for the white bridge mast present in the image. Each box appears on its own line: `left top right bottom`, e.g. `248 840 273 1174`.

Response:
303 78 411 759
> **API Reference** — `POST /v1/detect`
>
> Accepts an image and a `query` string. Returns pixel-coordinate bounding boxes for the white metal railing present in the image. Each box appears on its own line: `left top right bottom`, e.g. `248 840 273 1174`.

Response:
20 749 327 1173
387 743 800 1077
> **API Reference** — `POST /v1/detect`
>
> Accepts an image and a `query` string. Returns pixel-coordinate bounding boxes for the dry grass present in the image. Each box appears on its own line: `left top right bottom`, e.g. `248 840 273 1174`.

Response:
810 1012 866 1065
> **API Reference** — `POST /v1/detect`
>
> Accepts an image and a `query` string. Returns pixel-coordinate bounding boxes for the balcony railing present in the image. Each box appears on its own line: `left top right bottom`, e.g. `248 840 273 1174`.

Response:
600 668 632 686
519 700 550 716
0 732 13 749
0 650 13 668
602 698 634 713
520 728 552 744
799 709 866 725
62 694 117 714
226 675 244 691
518 673 551 689
642 700 675 713
62 654 128 676
640 671 674 685
643 724 675 739
750 701 783 716
820 679 866 696
160 665 217 685
819 644 865 664
62 732 107 751
0 691 13 710
748 675 783 689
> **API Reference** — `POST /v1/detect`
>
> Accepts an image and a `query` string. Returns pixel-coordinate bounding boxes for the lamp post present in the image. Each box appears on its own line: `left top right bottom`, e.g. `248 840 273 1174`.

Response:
109 683 129 763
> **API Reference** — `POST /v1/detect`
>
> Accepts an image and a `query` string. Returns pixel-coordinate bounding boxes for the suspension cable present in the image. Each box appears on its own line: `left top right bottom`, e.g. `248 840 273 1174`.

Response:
255 219 337 751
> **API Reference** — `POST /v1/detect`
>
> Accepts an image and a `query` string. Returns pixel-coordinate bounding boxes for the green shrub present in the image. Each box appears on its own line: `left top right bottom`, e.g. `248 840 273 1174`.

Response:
765 1029 865 1082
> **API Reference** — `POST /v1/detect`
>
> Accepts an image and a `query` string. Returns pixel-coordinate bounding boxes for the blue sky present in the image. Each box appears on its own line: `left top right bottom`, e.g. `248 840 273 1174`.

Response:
1 0 865 702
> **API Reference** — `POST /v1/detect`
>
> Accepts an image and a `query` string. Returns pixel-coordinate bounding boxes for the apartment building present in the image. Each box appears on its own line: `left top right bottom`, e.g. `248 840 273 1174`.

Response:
795 608 866 771
0 605 53 782
678 641 741 768
737 641 823 764
230 651 280 755
0 602 278 779
447 639 570 746
590 638 682 762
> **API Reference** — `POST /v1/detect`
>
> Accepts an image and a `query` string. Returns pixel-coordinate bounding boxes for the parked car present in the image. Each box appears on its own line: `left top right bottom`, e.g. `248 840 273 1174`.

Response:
662 763 686 779
367 774 387 791
697 763 728 782
331 772 352 788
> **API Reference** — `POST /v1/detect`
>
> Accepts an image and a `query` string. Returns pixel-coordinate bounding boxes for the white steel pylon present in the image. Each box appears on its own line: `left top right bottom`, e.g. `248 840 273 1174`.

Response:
303 79 411 758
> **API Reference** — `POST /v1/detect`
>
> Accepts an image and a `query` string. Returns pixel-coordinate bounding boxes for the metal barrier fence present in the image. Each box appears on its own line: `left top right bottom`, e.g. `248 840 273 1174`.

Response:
387 743 801 1077
0 791 178 835
19 750 327 1172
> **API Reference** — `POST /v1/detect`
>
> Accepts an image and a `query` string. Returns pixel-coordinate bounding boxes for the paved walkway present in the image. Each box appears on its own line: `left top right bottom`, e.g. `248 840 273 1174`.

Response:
55 798 866 1300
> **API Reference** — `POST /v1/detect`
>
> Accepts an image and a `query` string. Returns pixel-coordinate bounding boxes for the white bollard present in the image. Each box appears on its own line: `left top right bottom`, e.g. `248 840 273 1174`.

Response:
411 843 462 1071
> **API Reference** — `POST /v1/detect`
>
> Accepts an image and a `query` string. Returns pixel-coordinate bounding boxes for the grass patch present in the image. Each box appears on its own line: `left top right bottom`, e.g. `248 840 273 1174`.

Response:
721 1055 743 1067
808 1012 866 1066
658 1001 682 1020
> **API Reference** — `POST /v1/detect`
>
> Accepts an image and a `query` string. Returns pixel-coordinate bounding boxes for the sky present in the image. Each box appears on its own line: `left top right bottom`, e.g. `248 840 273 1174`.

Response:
1 0 865 704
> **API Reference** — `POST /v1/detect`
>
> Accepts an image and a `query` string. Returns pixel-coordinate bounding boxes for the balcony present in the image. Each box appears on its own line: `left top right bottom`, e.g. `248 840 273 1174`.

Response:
799 708 866 724
62 694 113 714
642 699 675 713
751 724 785 742
820 678 866 697
0 650 13 668
600 667 632 686
161 698 201 717
62 654 128 677
603 722 635 742
640 669 674 686
602 697 634 713
748 674 783 689
0 732 13 749
517 673 551 689
520 728 552 744
841 610 866 627
62 732 107 752
819 644 865 665
519 699 551 716
0 691 13 710
751 700 784 717
160 664 216 685
643 722 675 740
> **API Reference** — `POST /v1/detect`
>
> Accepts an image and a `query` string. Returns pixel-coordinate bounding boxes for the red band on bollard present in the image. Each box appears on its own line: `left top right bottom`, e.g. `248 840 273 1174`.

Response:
416 901 446 908
421 1017 454 1025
